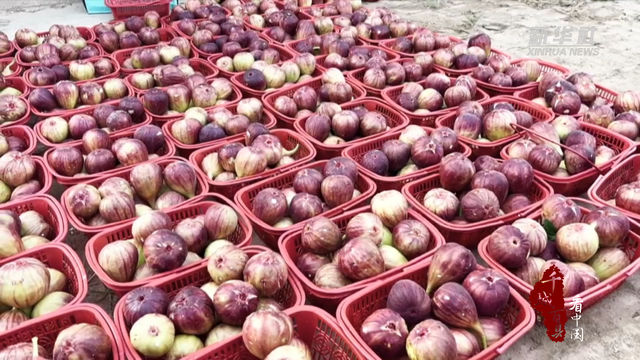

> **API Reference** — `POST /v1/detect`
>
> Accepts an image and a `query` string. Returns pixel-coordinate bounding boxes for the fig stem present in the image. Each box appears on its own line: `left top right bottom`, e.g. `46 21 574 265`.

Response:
473 323 488 350
282 143 300 157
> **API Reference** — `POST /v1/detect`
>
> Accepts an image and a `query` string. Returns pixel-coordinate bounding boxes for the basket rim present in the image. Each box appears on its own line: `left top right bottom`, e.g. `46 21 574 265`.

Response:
0 124 37 155
588 153 640 222
188 128 317 187
84 194 254 294
61 156 205 233
336 258 536 360
123 58 219 94
477 197 640 306
473 58 572 93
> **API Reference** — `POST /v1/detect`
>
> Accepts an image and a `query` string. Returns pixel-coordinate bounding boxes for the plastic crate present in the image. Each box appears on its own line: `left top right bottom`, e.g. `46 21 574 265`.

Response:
44 131 176 186
381 76 490 128
234 160 377 249
23 56 121 89
262 76 367 129
113 245 307 359
342 126 473 192
30 78 135 118
13 27 96 50
513 82 619 115
474 58 572 97
138 83 242 124
34 103 152 149
208 43 297 78
189 129 317 199
434 95 555 158
346 58 433 97
589 154 640 223
0 58 22 78
294 97 410 160
0 125 37 155
478 198 640 319
106 0 174 20
109 30 186 67
278 205 445 313
15 43 104 68
2 77 30 99
85 195 253 296
165 305 365 360
62 156 204 235
124 58 218 94
2 157 54 201
0 244 87 335
163 103 278 158
0 304 125 359
500 122 636 196
337 260 536 360
401 165 553 248
0 199 69 266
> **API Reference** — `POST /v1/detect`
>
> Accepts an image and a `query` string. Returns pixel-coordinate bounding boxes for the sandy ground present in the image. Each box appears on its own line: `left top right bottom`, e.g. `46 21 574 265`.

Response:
1 0 640 359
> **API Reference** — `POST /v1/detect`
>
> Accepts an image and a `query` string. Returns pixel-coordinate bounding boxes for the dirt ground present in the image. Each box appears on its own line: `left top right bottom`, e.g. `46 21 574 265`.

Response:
2 0 640 359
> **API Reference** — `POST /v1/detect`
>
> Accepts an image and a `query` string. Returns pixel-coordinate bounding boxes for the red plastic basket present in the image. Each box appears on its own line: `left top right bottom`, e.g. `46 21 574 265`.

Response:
23 56 121 90
434 51 512 78
114 245 306 359
15 43 104 68
0 194 68 264
109 30 186 68
473 58 571 96
279 205 445 313
30 78 135 118
315 45 401 74
346 58 433 97
138 83 243 123
2 77 30 99
401 165 553 248
0 58 22 78
189 128 317 199
106 0 173 20
589 154 640 223
170 18 216 39
124 58 218 94
284 34 366 56
0 243 87 336
513 83 619 117
342 127 473 192
62 156 205 234
0 125 37 155
139 305 365 360
434 95 555 158
294 97 410 159
0 99 30 128
377 35 421 58
262 76 367 129
208 43 297 78
13 27 96 50
234 160 376 249
34 104 152 149
381 76 490 128
3 157 53 200
0 41 14 59
163 103 278 158
337 260 536 360
44 132 176 186
478 198 640 319
500 122 636 196
0 304 125 359
85 195 253 296
243 10 314 33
